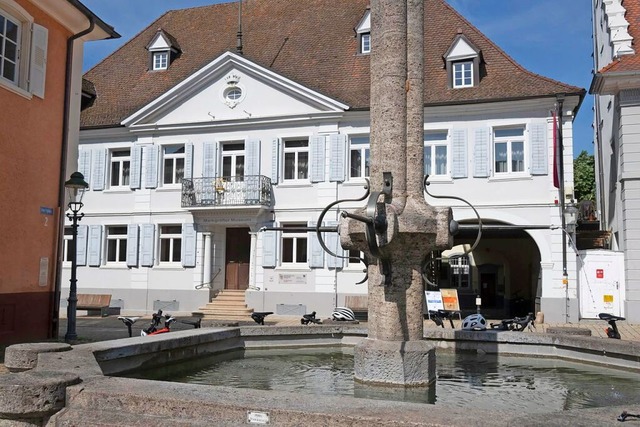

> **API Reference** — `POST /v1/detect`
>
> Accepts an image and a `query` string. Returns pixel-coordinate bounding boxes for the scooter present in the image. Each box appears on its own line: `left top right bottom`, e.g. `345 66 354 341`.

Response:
599 312 624 339
490 312 535 332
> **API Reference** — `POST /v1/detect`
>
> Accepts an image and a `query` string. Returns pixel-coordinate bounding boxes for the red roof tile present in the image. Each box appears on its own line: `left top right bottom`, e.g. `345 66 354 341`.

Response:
81 0 583 128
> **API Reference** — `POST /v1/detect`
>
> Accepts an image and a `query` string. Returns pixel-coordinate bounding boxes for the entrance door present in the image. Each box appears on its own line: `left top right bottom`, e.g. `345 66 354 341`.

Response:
225 227 251 290
480 273 497 307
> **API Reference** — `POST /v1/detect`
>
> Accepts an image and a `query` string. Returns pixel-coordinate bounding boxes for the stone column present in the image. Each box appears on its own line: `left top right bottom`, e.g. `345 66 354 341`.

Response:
340 0 452 386
248 229 259 289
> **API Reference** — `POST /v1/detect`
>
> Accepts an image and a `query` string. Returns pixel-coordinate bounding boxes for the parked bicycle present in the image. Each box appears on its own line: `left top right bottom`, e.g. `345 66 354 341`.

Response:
599 312 625 339
301 311 322 325
118 309 202 337
428 309 456 328
489 312 535 332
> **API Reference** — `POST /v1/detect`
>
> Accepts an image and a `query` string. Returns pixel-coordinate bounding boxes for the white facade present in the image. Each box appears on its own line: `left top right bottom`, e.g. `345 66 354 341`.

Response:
64 50 583 322
591 0 640 321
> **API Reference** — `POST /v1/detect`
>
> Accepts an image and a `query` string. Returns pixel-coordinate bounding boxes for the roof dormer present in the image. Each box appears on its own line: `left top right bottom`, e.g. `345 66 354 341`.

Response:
355 9 370 55
444 33 482 89
146 29 181 71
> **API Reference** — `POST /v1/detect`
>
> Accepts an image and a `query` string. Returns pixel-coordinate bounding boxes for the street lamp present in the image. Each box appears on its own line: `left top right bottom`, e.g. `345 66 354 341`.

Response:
564 199 579 236
64 171 88 342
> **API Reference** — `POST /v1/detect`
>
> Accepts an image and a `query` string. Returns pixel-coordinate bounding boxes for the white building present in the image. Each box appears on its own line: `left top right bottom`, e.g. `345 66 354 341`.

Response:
591 0 640 322
68 0 585 322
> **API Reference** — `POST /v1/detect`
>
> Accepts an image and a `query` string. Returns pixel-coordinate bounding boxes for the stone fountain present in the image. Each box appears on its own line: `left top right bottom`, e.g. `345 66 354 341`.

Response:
340 0 452 386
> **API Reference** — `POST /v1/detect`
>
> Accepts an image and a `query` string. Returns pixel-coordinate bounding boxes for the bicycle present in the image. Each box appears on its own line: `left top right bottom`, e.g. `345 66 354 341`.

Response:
118 309 202 337
301 311 322 325
428 309 456 328
490 312 535 332
599 312 625 339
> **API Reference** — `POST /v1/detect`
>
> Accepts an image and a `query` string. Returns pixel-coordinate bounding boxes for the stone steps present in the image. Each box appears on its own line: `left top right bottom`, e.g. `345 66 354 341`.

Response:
194 289 253 320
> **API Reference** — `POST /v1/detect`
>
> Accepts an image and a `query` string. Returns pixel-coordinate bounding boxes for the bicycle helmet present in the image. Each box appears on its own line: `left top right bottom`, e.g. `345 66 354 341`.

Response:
331 307 356 321
462 313 487 331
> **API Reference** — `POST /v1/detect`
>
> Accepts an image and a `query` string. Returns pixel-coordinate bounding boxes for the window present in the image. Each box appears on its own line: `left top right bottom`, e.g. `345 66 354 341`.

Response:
159 225 181 263
348 249 364 267
221 142 245 178
63 227 74 262
424 131 448 176
163 144 185 185
493 127 525 174
349 136 370 178
0 9 19 83
281 223 307 264
449 255 470 288
283 139 308 180
106 226 127 263
453 61 473 88
0 2 46 98
110 149 130 187
152 51 168 70
224 87 242 101
360 33 371 54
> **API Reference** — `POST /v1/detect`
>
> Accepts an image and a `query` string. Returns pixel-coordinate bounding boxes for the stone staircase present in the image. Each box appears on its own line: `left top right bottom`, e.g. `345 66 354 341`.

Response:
195 289 253 321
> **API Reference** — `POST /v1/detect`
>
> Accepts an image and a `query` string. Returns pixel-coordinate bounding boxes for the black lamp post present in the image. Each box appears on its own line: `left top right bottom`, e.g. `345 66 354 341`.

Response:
64 171 88 342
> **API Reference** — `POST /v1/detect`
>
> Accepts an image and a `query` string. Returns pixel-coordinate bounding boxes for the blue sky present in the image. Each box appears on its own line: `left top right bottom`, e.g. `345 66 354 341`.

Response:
82 0 593 157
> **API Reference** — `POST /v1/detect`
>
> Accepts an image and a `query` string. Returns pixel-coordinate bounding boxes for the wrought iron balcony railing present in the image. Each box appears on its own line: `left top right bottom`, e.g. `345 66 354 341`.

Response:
181 175 272 208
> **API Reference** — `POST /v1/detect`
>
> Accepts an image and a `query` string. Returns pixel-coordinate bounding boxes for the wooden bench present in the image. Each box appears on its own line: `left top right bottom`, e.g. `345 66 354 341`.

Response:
76 294 112 317
344 295 368 321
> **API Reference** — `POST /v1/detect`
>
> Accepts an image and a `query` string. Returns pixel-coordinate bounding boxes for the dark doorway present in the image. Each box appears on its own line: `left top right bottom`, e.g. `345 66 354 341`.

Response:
225 228 251 290
478 263 500 308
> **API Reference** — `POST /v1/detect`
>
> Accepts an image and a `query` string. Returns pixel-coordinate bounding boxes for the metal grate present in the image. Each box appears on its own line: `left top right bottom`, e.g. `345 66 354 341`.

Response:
276 304 306 316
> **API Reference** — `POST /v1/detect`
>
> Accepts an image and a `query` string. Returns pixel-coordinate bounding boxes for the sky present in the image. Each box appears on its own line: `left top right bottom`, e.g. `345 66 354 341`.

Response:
81 0 594 157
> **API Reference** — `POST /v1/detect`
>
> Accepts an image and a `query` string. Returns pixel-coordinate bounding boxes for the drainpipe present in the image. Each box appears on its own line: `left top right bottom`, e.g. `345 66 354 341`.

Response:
51 18 95 339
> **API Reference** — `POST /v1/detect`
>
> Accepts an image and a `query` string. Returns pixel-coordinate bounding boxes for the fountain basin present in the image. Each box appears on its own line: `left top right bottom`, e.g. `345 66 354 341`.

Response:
3 325 640 426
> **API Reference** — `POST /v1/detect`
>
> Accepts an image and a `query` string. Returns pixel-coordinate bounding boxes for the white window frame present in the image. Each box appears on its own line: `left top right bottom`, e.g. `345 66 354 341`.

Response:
493 127 526 176
424 131 449 178
0 1 32 96
281 223 307 265
447 254 471 289
347 249 365 269
109 149 131 188
106 225 128 264
349 135 370 179
162 144 185 186
152 51 168 70
221 141 245 179
283 139 309 181
63 227 74 263
360 32 371 54
159 224 182 264
453 61 473 88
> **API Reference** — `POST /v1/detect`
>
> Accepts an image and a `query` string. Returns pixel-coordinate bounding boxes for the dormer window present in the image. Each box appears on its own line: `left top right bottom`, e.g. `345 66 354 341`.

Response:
153 51 168 70
146 28 181 72
453 61 473 88
444 34 482 89
355 9 371 55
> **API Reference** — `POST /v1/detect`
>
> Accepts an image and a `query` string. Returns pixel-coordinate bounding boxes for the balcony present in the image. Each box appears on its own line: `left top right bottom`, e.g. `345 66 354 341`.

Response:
181 175 272 208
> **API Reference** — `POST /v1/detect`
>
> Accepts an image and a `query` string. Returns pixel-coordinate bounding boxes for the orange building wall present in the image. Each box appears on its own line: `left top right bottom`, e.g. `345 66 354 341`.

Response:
0 0 72 344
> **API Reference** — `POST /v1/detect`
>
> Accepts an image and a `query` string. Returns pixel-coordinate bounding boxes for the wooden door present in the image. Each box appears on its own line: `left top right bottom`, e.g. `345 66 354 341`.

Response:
225 228 251 290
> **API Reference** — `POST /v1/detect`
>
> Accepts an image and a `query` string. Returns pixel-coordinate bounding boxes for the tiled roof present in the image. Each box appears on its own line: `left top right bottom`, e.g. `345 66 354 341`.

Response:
80 0 584 129
599 0 640 74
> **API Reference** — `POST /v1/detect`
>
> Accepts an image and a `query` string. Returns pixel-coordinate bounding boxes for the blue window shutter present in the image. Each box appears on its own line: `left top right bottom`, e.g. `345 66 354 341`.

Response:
87 225 103 267
271 138 280 184
76 225 88 266
245 138 260 176
92 149 106 190
130 145 142 189
126 224 139 267
308 221 324 268
144 145 159 188
203 142 218 177
262 230 277 268
140 224 155 267
326 221 343 268
473 128 490 178
329 134 346 182
29 23 48 99
310 136 326 183
78 150 92 189
530 122 548 175
184 143 194 179
451 129 468 179
181 223 197 268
